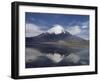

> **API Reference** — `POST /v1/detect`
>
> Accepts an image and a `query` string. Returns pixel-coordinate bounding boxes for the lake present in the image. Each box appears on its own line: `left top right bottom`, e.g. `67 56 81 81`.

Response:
25 43 89 68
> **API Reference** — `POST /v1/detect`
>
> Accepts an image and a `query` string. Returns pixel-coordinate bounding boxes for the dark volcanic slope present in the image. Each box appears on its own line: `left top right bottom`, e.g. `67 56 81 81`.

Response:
26 31 87 44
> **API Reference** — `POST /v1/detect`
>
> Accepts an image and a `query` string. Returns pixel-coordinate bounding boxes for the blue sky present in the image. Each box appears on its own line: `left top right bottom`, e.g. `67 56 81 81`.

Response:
25 12 89 40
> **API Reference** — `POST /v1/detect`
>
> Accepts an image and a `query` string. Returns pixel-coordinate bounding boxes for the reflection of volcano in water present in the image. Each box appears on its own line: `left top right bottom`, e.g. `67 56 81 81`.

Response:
25 25 89 68
26 43 80 55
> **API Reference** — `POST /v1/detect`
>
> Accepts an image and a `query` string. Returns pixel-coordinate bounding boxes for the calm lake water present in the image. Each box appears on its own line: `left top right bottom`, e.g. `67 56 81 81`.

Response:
25 43 89 68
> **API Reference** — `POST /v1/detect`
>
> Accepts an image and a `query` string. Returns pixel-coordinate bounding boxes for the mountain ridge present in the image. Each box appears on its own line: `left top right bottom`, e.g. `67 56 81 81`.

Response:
26 25 89 48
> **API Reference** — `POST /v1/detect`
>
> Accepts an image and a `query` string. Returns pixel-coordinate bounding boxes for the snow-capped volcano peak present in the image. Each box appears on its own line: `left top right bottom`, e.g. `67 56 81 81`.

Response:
47 25 65 34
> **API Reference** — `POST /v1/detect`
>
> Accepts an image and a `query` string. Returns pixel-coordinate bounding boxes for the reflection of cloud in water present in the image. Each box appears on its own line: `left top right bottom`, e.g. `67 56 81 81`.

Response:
46 53 64 63
26 48 65 63
65 53 80 63
25 48 89 68
77 49 89 65
25 48 42 62
26 48 81 64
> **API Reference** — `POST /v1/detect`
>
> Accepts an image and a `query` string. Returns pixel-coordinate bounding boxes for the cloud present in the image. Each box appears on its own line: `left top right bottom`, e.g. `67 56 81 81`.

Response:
78 21 89 40
26 23 44 37
77 31 89 40
81 21 89 29
30 18 36 22
66 21 89 40
47 24 65 34
66 25 81 35
82 25 88 29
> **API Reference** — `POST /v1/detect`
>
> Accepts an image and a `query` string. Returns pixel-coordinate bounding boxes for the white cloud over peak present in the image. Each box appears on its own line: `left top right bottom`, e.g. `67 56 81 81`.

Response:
47 24 65 34
26 23 44 37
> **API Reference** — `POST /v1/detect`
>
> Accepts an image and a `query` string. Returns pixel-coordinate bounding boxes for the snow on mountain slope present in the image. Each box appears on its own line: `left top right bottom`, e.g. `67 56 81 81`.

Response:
47 25 65 34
